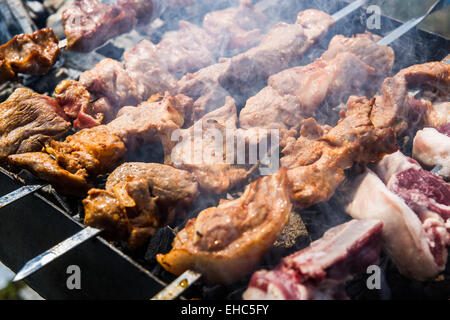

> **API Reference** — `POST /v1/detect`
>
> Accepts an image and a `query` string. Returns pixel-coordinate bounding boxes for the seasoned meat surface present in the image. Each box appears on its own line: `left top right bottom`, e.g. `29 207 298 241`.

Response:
0 88 70 161
157 168 292 284
372 62 450 134
282 97 397 208
62 0 137 52
7 95 186 195
83 162 198 249
0 28 60 81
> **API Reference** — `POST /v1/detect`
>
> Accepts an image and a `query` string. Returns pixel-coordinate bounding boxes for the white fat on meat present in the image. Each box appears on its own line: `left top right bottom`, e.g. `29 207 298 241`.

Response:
413 127 450 179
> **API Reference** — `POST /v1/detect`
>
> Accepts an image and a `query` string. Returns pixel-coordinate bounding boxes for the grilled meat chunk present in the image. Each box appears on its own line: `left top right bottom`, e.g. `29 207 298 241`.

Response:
282 97 397 208
0 28 60 81
202 0 267 53
157 168 292 284
79 58 143 109
177 9 335 117
243 219 383 300
8 95 186 196
346 152 450 281
54 80 115 129
413 126 450 179
372 62 450 134
0 88 70 161
83 162 198 249
239 33 394 131
62 0 137 52
165 97 272 194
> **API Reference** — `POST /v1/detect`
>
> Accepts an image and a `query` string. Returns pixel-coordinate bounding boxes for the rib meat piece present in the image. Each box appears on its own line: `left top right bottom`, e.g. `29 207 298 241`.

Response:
239 33 394 131
372 62 450 135
346 160 449 281
157 168 292 284
281 97 397 208
243 219 383 300
83 162 198 249
62 0 137 52
0 88 70 161
177 9 335 117
8 94 187 196
413 126 450 179
0 28 60 81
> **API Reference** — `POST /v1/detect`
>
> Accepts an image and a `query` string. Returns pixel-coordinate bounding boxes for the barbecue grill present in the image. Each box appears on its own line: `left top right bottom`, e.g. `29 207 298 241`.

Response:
0 0 449 300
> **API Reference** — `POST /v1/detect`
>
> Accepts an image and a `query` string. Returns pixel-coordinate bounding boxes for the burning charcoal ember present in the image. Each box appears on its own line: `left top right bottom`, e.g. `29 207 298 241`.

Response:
413 125 450 179
0 28 61 81
346 151 450 281
239 33 395 131
83 162 198 250
281 97 397 209
242 219 383 300
164 96 272 194
372 62 450 135
177 9 335 117
0 88 70 161
157 168 292 284
7 94 188 196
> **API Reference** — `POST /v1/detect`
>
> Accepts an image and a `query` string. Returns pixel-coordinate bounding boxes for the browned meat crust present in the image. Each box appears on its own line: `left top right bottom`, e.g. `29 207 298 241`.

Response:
0 28 60 81
372 62 450 134
0 88 70 161
282 97 398 209
83 162 198 249
157 168 292 284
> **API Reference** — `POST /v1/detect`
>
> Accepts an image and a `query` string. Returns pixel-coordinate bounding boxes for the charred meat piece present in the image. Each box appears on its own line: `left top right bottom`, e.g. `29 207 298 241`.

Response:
239 33 394 131
281 97 397 209
0 88 70 161
177 9 335 117
413 126 450 179
8 95 186 196
83 162 198 250
346 152 450 281
243 219 383 300
372 62 450 135
157 168 292 284
62 0 137 52
0 28 60 81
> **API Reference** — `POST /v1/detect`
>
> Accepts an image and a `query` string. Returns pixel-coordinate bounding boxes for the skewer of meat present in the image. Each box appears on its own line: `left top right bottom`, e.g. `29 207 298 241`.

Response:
6 1 440 284
156 96 397 284
239 32 394 134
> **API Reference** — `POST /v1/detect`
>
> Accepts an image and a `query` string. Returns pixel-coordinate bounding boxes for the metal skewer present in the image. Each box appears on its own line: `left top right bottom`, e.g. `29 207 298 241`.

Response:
10 0 449 297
